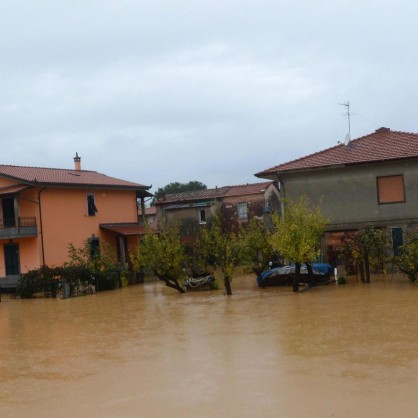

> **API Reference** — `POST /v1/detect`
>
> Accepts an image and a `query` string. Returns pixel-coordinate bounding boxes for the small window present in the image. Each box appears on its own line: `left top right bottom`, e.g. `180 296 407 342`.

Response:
377 175 405 204
237 202 248 220
392 228 403 257
89 237 100 259
199 209 206 224
87 194 98 216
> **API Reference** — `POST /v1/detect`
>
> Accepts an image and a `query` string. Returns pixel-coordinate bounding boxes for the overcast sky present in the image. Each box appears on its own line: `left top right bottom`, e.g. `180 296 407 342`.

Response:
1 1 417 193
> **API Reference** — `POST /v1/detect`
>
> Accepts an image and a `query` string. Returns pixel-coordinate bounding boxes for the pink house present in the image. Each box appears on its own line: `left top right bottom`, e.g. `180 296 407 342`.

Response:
0 154 151 288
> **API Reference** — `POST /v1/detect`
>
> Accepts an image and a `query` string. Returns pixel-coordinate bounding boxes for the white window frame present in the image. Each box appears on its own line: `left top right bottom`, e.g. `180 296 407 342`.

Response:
237 202 248 220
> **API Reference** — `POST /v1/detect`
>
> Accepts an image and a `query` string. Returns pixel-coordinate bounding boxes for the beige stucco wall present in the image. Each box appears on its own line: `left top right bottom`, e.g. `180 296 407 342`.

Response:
279 159 418 230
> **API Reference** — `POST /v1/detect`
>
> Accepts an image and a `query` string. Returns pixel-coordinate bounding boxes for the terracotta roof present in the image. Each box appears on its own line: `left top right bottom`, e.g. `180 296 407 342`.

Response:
157 182 272 204
0 164 150 190
255 128 418 177
159 187 229 203
223 182 272 197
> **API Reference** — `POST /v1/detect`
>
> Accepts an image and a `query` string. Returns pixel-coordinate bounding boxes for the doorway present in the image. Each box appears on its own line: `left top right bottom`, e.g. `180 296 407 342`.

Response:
4 243 20 276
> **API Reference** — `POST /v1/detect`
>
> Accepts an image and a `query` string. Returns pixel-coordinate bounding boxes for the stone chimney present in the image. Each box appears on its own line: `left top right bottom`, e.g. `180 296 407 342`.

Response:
73 152 81 170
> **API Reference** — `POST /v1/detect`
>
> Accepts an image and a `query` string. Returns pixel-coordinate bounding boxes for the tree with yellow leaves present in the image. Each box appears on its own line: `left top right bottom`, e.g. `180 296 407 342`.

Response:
271 196 327 292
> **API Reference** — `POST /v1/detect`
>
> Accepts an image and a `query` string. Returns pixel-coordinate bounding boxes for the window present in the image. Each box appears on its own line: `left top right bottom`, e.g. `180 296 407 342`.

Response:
391 227 403 257
199 209 206 224
377 175 405 204
88 237 100 259
237 202 248 220
87 194 98 216
2 197 16 227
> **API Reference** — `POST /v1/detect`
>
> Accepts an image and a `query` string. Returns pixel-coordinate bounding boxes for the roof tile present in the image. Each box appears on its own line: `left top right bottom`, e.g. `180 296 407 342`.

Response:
158 182 272 204
256 128 418 176
0 165 149 190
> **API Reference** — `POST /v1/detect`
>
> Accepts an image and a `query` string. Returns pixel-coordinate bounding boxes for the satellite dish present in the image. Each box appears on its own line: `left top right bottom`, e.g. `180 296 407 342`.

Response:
344 132 351 146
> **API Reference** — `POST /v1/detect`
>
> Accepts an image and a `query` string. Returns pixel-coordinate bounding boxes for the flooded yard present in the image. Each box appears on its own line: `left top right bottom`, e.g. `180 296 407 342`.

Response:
1 275 418 417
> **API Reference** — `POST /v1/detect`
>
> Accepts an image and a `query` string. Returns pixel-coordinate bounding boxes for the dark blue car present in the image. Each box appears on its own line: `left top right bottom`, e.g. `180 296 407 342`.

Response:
257 262 333 287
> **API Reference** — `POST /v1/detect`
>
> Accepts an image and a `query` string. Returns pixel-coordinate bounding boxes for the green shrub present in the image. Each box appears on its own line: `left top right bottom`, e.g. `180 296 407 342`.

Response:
337 275 347 285
93 271 120 291
16 266 94 298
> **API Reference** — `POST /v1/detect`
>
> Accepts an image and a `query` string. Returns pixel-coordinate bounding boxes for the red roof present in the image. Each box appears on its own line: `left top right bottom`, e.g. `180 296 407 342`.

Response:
255 128 418 177
157 182 272 204
0 164 150 190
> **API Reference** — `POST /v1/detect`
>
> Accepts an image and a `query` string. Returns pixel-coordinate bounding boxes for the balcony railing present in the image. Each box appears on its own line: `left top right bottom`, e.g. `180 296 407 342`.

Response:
18 217 37 227
0 217 37 238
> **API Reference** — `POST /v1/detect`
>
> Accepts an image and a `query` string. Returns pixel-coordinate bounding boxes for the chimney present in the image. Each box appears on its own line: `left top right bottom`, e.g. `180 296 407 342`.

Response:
73 152 81 170
375 127 390 133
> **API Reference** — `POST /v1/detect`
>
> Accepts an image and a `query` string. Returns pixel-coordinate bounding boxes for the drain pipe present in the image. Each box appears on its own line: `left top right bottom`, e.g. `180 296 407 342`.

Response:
38 187 47 266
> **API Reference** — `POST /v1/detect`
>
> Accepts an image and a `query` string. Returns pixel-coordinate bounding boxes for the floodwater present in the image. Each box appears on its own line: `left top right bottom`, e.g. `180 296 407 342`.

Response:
1 275 418 418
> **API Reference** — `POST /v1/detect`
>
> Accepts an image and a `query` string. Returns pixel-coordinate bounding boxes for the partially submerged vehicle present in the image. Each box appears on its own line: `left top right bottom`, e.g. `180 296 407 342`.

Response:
184 275 216 291
257 263 332 288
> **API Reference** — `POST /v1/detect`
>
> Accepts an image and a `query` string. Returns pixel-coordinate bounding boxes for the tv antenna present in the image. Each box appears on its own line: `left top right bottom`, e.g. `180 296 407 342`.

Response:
338 101 351 145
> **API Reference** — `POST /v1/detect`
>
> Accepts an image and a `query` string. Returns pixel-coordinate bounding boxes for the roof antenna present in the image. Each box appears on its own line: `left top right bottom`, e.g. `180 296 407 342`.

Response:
338 101 351 145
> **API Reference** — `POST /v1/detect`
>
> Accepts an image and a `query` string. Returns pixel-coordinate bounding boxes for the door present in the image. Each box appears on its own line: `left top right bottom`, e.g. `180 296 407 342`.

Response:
2 197 16 227
4 244 20 276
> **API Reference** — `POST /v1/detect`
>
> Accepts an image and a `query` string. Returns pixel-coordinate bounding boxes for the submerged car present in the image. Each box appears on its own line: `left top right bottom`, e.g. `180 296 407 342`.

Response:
257 263 332 288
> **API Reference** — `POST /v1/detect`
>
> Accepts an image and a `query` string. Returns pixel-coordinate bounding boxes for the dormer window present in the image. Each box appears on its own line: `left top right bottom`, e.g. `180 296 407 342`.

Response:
87 194 98 216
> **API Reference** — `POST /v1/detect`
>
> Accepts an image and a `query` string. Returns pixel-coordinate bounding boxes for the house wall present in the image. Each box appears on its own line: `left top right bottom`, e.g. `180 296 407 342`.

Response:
0 238 39 278
158 203 217 227
0 184 139 278
279 159 418 230
222 194 265 228
40 187 138 267
264 183 281 213
0 181 40 277
0 178 17 188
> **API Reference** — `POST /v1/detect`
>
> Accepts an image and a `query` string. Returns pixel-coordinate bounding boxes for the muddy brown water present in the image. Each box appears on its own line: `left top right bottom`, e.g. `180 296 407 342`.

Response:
1 275 418 418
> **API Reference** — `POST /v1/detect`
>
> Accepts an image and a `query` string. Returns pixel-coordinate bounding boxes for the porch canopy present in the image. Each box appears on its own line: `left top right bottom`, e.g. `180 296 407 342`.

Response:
100 223 155 236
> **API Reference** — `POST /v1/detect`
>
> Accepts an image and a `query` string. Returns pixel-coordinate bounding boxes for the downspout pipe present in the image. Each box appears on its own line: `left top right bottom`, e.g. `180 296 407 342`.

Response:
38 187 47 266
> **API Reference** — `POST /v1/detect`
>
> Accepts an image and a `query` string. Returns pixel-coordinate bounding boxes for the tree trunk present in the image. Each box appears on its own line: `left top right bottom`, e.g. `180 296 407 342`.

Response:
253 267 265 288
293 262 301 293
306 262 315 286
358 259 366 283
157 275 186 293
364 253 371 283
224 274 233 295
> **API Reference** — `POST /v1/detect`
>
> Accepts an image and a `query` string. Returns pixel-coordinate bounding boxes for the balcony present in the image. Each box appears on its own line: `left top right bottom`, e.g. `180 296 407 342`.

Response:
0 217 38 239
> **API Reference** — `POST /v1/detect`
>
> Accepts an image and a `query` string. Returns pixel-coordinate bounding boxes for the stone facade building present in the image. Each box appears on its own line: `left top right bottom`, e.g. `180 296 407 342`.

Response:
155 182 280 232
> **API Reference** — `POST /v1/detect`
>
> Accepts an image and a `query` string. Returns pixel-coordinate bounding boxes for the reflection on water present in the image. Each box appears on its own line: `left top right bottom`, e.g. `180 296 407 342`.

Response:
1 275 418 417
